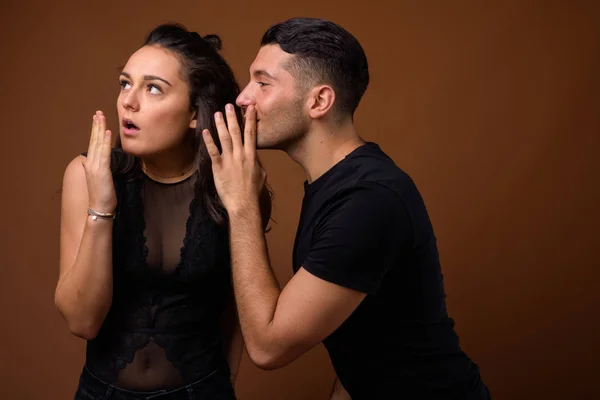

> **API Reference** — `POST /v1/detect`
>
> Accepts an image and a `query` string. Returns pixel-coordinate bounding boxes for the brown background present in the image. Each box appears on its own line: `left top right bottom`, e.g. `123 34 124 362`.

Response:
1 1 599 399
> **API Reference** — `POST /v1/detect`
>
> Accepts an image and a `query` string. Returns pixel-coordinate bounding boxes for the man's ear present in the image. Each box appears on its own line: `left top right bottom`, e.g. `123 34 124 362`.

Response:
308 85 335 119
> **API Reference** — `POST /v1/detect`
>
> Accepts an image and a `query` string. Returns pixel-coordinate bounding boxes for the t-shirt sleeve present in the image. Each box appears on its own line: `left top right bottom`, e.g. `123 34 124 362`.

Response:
302 183 411 295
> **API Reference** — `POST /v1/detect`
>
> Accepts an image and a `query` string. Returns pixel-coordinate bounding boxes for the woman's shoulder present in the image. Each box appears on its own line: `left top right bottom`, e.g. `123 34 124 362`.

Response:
80 148 126 161
62 154 87 194
63 148 125 186
79 148 134 176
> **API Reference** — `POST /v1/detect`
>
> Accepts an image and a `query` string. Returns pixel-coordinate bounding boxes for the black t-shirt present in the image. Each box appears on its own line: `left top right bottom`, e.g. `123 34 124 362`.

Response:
292 143 489 399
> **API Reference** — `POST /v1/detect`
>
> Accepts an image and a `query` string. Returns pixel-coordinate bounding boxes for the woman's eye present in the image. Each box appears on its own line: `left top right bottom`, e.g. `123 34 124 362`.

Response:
119 81 131 90
148 84 162 95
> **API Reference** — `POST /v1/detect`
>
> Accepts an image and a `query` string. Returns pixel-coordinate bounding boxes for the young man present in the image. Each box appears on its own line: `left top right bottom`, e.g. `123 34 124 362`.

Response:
202 17 490 399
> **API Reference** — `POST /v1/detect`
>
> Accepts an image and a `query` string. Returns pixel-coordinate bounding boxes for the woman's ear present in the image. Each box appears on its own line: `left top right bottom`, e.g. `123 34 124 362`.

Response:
189 112 198 129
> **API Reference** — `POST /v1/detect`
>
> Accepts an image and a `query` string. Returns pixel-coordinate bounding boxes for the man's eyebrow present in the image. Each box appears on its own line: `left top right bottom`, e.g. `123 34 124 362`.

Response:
252 70 276 80
120 71 172 86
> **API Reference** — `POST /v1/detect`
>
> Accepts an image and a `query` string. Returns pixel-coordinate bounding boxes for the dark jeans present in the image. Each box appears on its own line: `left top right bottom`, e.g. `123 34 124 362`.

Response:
75 366 237 400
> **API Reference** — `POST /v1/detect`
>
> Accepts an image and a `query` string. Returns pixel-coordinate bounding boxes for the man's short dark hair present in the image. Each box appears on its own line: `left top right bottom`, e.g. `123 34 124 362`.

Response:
261 17 370 118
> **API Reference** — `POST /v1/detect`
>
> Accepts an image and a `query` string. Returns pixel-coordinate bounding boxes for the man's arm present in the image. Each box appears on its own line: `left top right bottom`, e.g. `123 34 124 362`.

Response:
228 203 366 369
203 104 404 370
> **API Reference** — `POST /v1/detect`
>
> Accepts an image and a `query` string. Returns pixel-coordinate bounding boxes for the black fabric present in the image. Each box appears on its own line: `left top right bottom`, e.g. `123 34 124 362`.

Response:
80 150 233 394
292 143 490 399
75 366 236 400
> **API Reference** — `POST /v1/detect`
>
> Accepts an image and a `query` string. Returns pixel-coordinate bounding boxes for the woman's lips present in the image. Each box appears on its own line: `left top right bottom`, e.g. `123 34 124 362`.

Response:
122 119 140 136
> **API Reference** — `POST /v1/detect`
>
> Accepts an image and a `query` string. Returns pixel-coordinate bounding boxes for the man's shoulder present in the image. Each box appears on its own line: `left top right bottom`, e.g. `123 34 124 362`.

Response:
305 142 423 216
341 144 417 198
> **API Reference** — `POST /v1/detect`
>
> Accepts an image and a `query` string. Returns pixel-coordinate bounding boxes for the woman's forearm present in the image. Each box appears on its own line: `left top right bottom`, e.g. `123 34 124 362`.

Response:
55 217 114 339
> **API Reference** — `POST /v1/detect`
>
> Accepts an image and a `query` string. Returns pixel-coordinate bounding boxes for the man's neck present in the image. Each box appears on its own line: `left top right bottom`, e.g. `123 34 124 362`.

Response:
287 120 365 184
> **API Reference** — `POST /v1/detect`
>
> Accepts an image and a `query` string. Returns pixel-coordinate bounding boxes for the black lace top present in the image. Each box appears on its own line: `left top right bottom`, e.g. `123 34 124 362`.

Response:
84 153 232 389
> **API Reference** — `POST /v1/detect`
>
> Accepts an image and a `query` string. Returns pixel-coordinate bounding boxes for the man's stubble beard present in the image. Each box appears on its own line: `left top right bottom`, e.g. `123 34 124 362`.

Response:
256 97 308 151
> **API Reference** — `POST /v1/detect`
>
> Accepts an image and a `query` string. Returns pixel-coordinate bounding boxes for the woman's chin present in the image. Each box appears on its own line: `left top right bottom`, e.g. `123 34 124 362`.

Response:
120 141 147 157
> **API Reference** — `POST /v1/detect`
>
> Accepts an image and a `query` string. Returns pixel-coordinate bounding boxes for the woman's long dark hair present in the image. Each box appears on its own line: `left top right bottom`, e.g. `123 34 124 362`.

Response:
113 23 272 228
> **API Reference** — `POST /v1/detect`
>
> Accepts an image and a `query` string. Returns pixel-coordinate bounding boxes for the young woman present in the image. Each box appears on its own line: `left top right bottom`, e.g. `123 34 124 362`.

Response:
56 23 271 400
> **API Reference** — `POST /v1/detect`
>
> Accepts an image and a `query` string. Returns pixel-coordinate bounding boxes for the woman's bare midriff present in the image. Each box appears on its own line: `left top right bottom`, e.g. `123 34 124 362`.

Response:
115 340 184 391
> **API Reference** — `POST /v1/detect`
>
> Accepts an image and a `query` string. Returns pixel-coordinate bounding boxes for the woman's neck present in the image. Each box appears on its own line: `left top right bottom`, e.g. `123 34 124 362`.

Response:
140 143 197 184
